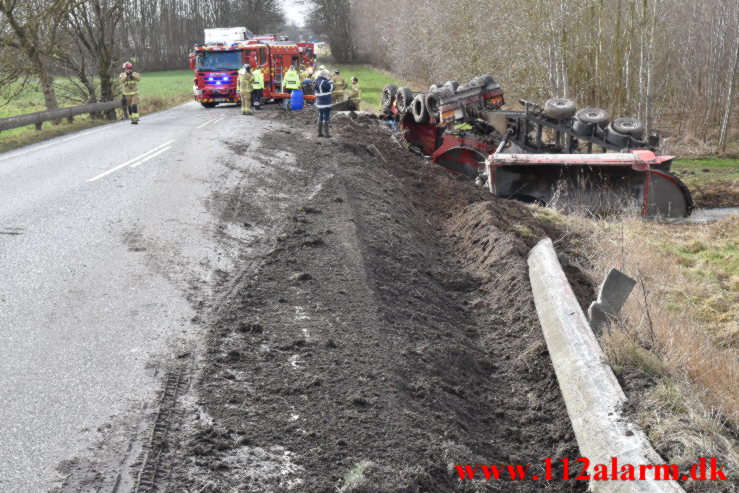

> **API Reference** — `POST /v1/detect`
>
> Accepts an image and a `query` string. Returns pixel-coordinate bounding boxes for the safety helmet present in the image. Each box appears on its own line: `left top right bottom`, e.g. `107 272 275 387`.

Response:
244 63 251 70
351 77 358 83
334 69 340 74
122 61 133 70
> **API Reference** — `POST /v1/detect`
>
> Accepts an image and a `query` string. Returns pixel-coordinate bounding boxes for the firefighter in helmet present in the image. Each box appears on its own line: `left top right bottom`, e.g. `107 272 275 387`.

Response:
312 64 327 80
348 77 362 110
331 69 347 103
237 64 254 115
282 64 301 109
252 65 265 110
119 62 141 124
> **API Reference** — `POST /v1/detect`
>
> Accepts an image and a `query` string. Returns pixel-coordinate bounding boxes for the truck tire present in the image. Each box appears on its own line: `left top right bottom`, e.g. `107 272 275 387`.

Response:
544 98 576 120
411 94 429 123
201 102 217 108
479 74 497 89
611 117 645 139
604 125 631 147
425 87 454 117
443 80 460 93
381 84 398 110
395 87 413 115
576 108 610 127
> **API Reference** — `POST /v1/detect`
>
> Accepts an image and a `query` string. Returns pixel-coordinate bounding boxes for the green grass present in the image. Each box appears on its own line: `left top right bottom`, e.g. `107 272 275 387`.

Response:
673 157 739 186
0 70 194 153
671 157 739 207
316 63 406 111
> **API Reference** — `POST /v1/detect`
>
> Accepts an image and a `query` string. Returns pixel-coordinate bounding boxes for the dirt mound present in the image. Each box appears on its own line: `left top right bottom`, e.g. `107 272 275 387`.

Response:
167 106 594 491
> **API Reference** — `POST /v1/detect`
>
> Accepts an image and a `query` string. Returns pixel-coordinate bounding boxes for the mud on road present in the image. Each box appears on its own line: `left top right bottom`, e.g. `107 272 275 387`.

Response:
162 109 595 492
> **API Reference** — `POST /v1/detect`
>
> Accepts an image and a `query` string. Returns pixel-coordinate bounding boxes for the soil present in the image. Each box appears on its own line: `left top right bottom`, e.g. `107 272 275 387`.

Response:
164 107 596 492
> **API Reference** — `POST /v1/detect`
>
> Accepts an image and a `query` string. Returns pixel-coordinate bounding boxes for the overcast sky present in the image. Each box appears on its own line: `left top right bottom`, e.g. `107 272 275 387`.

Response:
281 0 308 27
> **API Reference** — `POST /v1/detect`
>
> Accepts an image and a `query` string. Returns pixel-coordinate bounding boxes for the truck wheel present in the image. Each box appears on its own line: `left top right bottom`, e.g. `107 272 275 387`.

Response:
443 81 460 93
201 102 217 108
604 125 631 147
395 87 413 115
411 95 429 123
576 108 609 127
381 84 398 110
543 98 576 120
425 87 453 118
479 74 497 89
611 117 645 139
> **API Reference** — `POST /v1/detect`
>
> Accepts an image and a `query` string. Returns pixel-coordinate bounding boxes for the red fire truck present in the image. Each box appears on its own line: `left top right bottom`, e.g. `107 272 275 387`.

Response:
189 37 316 108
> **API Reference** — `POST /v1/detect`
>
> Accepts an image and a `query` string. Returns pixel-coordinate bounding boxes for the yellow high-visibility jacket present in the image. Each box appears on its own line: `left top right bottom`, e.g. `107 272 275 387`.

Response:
237 69 254 92
283 68 300 90
252 69 264 90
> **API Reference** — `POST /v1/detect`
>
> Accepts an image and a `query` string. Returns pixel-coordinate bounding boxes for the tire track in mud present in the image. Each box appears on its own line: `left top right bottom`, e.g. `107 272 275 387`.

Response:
164 111 594 492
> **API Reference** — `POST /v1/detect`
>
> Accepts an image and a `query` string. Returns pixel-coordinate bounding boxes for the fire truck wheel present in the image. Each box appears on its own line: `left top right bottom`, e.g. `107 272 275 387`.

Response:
425 87 453 117
543 98 577 120
411 95 429 124
443 81 460 93
200 102 217 108
576 108 610 128
395 87 413 115
611 117 645 139
381 84 398 110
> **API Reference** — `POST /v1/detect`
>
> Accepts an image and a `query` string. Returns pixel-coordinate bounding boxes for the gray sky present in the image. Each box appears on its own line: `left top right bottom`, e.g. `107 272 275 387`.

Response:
281 0 308 27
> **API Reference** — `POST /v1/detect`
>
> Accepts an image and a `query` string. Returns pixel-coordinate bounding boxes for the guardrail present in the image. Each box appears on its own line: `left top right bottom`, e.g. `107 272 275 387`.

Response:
528 238 685 493
0 100 123 133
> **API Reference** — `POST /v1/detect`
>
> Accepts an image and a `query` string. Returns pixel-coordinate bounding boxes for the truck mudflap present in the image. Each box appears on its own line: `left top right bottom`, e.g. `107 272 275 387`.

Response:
485 151 694 218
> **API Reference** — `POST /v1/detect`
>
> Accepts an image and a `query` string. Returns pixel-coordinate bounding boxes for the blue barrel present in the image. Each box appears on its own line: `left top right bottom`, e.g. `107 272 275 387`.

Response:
290 89 304 111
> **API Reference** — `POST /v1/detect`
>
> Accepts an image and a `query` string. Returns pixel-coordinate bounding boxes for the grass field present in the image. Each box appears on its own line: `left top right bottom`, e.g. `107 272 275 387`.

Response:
673 157 739 208
0 70 194 153
315 64 406 111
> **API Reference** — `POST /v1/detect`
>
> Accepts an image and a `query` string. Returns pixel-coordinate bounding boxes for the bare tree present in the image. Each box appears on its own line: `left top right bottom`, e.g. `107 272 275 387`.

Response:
718 12 738 154
0 0 71 112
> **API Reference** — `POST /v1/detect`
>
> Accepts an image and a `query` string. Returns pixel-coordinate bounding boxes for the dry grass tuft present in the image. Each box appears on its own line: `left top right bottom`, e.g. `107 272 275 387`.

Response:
543 206 738 489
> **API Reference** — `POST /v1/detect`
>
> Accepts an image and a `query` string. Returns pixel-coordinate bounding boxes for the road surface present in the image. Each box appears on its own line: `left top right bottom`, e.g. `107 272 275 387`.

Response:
0 102 276 492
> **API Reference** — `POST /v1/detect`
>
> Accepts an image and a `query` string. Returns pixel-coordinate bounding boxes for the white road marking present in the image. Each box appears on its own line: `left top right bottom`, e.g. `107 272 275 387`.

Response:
86 140 175 182
211 115 226 124
196 118 217 129
129 145 172 168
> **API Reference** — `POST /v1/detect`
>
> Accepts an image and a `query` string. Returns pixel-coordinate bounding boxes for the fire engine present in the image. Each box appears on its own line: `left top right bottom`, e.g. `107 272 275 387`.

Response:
189 28 316 108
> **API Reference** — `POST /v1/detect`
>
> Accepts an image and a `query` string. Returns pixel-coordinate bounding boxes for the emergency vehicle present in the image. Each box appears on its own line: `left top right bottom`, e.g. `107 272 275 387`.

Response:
189 28 316 108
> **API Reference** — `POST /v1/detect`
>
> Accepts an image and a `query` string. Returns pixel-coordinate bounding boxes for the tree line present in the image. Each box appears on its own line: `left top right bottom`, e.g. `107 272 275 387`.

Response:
0 0 284 113
311 0 738 153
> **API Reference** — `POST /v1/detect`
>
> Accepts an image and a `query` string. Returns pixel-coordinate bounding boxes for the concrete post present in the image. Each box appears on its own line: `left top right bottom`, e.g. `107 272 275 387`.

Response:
528 238 684 492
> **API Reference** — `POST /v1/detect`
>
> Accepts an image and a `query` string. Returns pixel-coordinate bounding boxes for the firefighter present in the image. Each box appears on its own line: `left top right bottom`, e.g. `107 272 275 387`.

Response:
252 65 265 110
299 65 310 81
119 62 141 124
313 69 334 138
312 64 327 80
331 69 347 103
237 64 254 115
348 77 362 110
281 65 301 109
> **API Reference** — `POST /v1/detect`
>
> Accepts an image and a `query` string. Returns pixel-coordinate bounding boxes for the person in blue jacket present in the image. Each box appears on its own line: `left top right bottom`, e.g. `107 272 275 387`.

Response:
313 69 334 138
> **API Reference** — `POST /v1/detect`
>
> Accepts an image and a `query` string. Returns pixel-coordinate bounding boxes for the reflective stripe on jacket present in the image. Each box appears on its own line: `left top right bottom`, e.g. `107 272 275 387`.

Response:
313 77 334 108
283 69 300 90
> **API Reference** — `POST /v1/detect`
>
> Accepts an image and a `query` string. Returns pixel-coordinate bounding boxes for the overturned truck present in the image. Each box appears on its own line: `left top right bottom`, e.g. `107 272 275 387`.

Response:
381 77 693 218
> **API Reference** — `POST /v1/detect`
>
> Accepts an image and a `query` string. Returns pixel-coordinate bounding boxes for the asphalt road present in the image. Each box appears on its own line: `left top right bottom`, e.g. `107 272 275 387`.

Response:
0 102 277 492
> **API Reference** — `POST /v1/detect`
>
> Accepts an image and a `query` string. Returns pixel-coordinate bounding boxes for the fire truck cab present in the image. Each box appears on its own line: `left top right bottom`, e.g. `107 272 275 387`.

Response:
189 36 315 108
